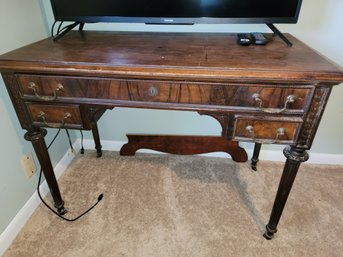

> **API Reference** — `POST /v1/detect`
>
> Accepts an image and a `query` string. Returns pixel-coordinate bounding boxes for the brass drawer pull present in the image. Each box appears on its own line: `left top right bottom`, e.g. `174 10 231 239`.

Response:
37 111 71 128
147 86 158 97
245 125 285 144
252 93 296 113
28 82 64 101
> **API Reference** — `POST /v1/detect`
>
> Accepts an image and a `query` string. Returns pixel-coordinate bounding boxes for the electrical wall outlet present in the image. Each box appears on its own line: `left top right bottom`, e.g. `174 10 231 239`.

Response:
21 153 36 178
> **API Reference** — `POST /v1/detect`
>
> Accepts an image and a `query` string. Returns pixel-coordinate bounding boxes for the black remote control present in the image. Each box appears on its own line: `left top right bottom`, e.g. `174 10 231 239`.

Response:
251 32 269 45
237 33 251 46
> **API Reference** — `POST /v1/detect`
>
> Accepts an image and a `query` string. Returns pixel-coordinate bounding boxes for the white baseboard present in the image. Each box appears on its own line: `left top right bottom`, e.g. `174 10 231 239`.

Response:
0 142 79 257
83 139 343 165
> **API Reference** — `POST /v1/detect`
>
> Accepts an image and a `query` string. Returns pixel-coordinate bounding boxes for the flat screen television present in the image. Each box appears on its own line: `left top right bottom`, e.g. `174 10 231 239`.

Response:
50 0 303 25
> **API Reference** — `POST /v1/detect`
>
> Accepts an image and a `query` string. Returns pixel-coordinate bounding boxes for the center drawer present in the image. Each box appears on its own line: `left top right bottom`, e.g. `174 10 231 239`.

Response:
17 74 312 112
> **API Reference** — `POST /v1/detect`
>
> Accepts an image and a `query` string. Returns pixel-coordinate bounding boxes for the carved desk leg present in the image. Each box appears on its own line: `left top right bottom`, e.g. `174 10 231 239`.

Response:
24 128 67 215
263 146 309 240
91 122 102 157
251 143 262 171
86 106 107 158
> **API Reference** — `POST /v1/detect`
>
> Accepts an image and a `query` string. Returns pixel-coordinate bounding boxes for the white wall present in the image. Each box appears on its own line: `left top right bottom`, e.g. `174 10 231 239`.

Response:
0 0 75 234
40 0 343 155
279 0 343 154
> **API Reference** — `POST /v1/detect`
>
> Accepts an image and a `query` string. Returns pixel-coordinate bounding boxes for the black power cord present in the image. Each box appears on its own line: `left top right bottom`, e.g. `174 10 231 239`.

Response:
80 130 84 154
36 128 103 222
51 21 84 41
65 129 76 155
50 20 57 38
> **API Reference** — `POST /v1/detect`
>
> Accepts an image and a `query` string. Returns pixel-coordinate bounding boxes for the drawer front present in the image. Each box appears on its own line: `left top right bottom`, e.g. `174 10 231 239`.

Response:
18 74 311 112
233 116 301 144
27 104 82 128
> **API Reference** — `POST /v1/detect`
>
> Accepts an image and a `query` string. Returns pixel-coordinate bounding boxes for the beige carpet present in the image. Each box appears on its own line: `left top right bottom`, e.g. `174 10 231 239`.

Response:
3 151 343 257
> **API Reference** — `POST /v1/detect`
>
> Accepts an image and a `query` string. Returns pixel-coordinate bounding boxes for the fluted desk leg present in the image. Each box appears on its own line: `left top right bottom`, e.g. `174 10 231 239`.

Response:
24 128 66 215
264 146 309 239
251 142 262 171
91 122 102 158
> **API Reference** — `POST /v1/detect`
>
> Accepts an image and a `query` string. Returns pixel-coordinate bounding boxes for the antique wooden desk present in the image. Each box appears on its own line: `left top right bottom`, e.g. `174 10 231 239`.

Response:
0 31 342 239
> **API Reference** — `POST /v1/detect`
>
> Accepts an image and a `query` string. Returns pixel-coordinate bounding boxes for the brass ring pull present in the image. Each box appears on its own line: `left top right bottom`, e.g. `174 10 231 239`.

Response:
37 111 71 128
252 93 296 114
147 86 158 97
245 125 285 144
28 82 64 101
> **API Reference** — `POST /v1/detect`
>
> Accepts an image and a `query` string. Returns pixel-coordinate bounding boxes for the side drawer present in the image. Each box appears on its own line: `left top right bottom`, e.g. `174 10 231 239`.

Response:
17 74 312 112
27 103 82 129
233 116 302 144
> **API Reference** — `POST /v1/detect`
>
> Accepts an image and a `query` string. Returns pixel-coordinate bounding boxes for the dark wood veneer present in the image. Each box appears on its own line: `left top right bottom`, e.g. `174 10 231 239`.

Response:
17 74 312 113
27 103 82 129
0 31 342 240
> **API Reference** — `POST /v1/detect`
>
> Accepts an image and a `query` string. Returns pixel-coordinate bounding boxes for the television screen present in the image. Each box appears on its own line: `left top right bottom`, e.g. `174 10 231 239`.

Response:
50 0 303 24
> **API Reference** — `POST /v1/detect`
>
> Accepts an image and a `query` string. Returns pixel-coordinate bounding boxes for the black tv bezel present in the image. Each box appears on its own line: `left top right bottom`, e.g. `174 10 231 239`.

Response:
50 0 303 25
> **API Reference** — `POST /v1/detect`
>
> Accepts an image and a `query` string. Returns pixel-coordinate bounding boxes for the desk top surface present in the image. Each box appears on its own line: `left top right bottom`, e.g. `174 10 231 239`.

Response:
0 31 342 83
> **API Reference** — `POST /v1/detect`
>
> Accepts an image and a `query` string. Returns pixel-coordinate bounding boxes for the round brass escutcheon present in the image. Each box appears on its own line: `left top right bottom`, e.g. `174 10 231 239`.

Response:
148 86 158 97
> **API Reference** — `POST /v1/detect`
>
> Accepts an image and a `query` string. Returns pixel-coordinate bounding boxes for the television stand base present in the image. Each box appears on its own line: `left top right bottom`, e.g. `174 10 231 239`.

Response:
267 24 293 47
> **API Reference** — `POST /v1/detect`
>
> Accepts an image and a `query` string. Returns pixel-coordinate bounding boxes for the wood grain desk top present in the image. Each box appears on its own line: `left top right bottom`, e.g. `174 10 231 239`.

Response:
1 31 342 83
